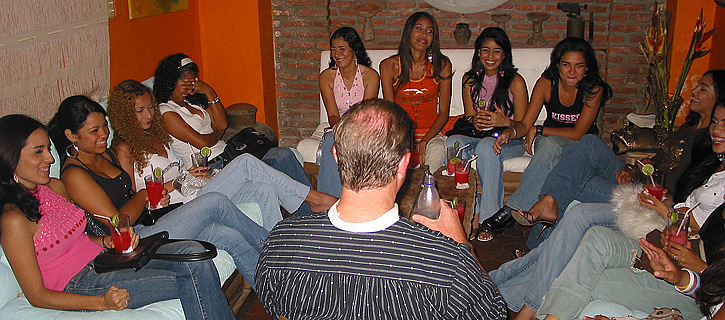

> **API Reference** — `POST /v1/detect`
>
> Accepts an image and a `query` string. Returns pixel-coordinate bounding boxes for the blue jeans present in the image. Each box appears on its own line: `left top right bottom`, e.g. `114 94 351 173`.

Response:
317 131 341 198
447 135 526 222
540 135 624 215
201 154 311 230
65 241 234 319
262 147 315 216
505 135 575 248
538 227 700 320
135 192 268 290
489 203 617 312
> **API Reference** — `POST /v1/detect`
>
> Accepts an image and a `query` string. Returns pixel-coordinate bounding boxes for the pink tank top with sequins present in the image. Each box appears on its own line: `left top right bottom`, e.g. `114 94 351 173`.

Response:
33 184 103 291
333 65 365 116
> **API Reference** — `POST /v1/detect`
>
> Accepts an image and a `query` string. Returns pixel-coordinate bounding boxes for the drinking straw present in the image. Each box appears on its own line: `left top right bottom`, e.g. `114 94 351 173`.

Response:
676 203 700 236
455 144 471 158
637 160 656 185
462 155 478 171
92 214 120 234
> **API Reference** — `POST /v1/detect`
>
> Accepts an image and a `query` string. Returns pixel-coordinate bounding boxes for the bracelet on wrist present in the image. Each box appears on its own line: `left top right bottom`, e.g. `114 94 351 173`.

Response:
209 97 220 105
508 126 517 138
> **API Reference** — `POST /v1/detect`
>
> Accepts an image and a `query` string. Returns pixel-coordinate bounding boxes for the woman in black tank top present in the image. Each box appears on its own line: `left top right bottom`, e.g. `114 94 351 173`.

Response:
48 95 271 290
481 38 612 243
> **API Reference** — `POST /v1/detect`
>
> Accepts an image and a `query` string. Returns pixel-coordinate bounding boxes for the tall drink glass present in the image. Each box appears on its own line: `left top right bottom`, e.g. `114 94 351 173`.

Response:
145 173 164 210
455 161 470 186
642 172 665 200
111 214 133 254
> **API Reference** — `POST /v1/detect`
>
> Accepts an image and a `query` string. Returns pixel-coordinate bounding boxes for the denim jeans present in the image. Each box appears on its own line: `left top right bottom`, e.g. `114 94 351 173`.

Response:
317 131 341 198
65 241 235 319
504 135 575 248
262 147 315 217
538 226 700 320
539 135 624 215
447 135 526 222
489 203 617 312
201 153 311 230
135 192 268 290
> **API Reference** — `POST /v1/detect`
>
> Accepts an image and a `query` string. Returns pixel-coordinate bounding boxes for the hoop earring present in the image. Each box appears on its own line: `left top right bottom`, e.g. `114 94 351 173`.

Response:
65 142 79 158
718 153 725 163
13 174 18 183
427 49 433 62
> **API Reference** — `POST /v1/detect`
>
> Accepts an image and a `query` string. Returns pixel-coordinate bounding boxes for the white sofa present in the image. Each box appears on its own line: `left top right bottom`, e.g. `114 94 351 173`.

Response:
296 48 552 173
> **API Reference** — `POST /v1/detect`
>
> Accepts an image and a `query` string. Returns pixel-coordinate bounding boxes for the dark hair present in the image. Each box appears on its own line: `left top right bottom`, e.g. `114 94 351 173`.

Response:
153 53 199 104
464 27 517 117
334 98 413 191
542 37 612 106
674 101 725 203
0 115 46 226
47 95 107 164
697 242 725 318
328 27 372 69
395 12 451 93
686 69 725 127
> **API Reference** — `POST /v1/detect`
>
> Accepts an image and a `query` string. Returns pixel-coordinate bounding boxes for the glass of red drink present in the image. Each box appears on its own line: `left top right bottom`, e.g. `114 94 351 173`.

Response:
455 161 470 186
145 173 164 210
111 214 133 254
667 211 689 247
454 199 466 222
643 172 665 200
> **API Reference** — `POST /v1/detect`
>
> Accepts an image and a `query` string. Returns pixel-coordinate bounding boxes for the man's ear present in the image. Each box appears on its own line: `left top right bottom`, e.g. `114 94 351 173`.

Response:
331 146 338 164
397 152 411 176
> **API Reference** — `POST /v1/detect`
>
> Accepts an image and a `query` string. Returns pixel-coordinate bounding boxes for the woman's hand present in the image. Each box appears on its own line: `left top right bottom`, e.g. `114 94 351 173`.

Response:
639 238 682 284
667 241 707 273
126 226 140 250
480 104 511 128
636 190 670 218
615 169 634 184
493 129 512 155
188 166 211 178
189 79 217 100
523 125 537 155
102 286 130 310
147 188 171 208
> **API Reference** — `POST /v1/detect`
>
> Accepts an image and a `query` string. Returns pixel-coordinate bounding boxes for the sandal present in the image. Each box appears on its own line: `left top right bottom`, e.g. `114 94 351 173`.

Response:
511 249 529 259
511 210 556 238
475 225 497 242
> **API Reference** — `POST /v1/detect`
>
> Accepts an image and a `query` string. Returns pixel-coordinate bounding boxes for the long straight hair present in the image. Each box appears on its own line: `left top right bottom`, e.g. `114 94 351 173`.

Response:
464 27 517 117
395 12 450 93
542 37 612 105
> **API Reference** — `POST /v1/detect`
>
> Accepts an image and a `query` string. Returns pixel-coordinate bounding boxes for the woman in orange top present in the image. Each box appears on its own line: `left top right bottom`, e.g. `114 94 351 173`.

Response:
379 11 452 171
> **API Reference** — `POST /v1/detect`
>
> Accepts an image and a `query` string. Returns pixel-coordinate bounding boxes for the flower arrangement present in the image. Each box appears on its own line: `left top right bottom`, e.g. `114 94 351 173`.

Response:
641 6 715 130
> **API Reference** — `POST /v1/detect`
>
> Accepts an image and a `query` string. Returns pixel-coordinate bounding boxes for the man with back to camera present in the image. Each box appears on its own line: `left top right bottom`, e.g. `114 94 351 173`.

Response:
255 98 506 319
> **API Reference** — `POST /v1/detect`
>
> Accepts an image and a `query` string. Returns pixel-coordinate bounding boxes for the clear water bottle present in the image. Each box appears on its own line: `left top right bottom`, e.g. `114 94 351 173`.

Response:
417 171 441 219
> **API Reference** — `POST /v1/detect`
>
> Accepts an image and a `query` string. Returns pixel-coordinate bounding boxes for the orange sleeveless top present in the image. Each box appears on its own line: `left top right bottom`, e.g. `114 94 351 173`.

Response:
393 59 439 139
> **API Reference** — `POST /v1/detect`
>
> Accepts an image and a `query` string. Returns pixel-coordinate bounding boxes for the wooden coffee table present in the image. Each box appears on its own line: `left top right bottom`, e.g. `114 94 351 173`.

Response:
396 167 478 236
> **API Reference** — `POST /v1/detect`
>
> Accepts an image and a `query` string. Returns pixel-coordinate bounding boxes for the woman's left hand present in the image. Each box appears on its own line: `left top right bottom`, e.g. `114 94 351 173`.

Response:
639 238 682 284
158 188 171 208
190 79 217 99
127 227 141 250
188 166 211 178
480 104 511 128
636 190 669 218
523 125 537 155
667 241 707 273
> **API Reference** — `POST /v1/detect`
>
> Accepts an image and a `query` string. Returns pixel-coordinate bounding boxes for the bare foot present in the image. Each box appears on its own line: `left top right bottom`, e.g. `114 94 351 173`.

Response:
306 190 338 212
528 195 558 222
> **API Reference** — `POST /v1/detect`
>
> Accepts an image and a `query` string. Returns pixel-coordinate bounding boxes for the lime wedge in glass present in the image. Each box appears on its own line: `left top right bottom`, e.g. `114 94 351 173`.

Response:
111 214 119 227
449 157 461 165
153 167 163 179
200 146 211 157
452 195 458 209
641 164 655 176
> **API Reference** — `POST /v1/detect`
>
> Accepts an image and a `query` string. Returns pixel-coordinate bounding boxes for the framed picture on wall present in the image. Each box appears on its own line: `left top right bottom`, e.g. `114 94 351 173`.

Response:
128 0 188 19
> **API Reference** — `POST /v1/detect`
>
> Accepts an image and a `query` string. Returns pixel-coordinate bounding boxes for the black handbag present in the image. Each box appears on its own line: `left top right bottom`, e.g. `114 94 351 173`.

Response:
445 117 506 139
220 127 276 164
94 231 217 273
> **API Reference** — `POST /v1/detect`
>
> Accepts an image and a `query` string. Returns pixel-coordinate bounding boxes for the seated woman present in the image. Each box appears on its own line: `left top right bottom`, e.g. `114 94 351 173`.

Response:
537 99 725 320
489 70 725 320
481 37 612 240
316 27 380 197
153 53 310 186
527 70 724 246
47 95 268 289
0 114 236 319
444 27 529 242
379 11 452 172
107 80 336 230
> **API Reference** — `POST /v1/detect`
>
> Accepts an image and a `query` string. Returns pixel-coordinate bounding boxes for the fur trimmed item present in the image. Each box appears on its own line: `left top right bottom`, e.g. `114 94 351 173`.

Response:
612 183 668 239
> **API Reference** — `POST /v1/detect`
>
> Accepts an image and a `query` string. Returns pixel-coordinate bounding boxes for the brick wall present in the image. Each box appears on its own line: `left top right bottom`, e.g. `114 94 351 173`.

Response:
272 0 654 147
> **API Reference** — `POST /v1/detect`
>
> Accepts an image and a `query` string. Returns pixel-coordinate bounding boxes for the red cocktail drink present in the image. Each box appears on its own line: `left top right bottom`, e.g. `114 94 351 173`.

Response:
646 183 664 200
112 230 133 253
145 173 164 210
668 231 688 246
448 157 460 175
455 163 470 185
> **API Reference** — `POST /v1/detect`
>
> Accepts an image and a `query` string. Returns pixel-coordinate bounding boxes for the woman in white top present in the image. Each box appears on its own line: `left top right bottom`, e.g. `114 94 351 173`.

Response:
108 80 337 230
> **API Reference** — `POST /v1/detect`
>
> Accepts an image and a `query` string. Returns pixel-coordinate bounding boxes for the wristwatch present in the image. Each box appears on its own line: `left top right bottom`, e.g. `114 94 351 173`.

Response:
535 125 544 137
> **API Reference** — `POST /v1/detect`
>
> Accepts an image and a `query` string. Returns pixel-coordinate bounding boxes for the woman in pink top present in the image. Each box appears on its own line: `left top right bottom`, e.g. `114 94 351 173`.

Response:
317 27 379 197
0 115 235 319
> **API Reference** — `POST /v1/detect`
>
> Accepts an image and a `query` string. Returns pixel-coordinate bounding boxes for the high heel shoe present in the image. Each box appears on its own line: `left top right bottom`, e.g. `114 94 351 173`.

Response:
511 210 555 238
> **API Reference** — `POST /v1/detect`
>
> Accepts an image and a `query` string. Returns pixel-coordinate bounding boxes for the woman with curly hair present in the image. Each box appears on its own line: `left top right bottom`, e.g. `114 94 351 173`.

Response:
317 27 379 197
379 11 452 171
153 53 311 187
444 27 529 242
108 80 336 230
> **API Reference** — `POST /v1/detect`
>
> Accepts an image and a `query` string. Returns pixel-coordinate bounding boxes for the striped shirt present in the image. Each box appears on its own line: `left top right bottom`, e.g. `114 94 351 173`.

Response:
255 211 507 319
